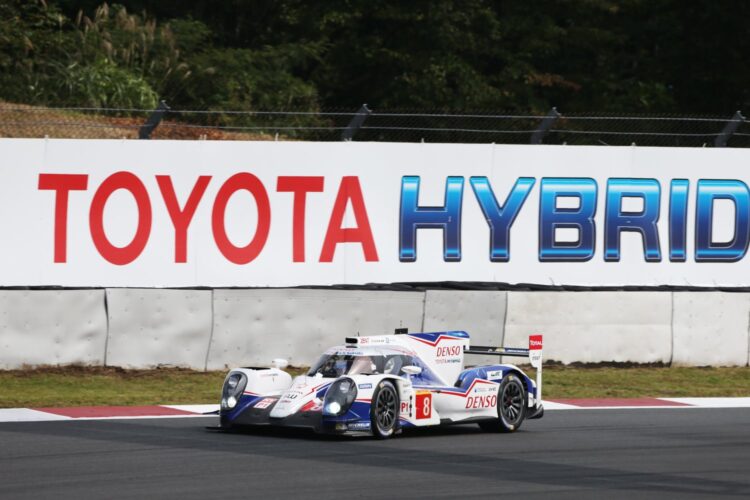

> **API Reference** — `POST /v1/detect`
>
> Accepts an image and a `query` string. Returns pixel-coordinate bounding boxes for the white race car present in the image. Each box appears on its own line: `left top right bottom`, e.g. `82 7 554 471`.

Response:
216 329 544 438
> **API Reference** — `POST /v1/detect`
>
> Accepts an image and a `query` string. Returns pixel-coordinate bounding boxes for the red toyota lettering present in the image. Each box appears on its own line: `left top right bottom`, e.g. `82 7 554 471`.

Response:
38 174 88 263
89 171 152 265
157 175 211 263
319 176 378 262
212 173 271 264
277 176 324 262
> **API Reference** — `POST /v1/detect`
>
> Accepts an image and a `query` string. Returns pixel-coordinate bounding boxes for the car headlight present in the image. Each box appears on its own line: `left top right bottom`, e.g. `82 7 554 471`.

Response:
221 372 248 411
323 378 357 416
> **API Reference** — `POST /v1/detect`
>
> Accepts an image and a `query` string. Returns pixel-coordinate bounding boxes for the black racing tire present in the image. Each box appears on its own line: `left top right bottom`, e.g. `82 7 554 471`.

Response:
370 380 399 439
478 373 527 433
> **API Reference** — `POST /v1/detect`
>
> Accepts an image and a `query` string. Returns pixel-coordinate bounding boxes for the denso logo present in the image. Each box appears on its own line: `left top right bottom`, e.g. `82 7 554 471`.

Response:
465 395 497 409
436 346 462 357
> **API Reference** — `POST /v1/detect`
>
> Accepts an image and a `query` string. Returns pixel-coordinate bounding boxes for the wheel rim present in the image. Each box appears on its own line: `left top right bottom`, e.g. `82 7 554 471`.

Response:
501 381 523 423
375 386 397 431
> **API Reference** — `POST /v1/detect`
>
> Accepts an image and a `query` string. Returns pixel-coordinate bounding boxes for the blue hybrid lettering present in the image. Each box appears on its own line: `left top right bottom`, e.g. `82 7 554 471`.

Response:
538 178 597 261
470 177 535 261
604 178 661 262
399 176 464 262
669 179 689 262
695 179 750 262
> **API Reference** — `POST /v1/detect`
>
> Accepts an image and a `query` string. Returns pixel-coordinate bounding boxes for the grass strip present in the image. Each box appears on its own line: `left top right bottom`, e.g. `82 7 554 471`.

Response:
1 365 748 408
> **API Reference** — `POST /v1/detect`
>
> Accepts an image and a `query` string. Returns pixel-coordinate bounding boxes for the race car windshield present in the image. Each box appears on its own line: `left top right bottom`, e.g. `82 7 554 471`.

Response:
307 354 384 377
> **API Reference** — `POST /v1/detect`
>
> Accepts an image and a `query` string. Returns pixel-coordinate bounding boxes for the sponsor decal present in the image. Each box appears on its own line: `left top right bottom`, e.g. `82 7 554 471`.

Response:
368 337 392 344
400 401 411 415
529 335 543 350
465 395 497 409
435 358 461 364
279 390 303 403
254 398 276 409
300 399 323 412
436 346 462 357
358 383 373 389
435 345 462 364
336 350 364 356
415 391 432 419
529 334 543 368
347 422 371 431
486 370 503 380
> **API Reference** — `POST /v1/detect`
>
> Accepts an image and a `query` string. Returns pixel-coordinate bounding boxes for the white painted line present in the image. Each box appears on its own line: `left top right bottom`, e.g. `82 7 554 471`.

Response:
660 397 750 408
541 401 580 410
0 408 71 422
163 404 220 414
2 399 750 424
67 414 214 421
547 405 695 410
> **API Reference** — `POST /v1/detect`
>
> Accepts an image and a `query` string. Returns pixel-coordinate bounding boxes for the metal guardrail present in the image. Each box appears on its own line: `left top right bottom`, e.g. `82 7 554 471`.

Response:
1 103 749 147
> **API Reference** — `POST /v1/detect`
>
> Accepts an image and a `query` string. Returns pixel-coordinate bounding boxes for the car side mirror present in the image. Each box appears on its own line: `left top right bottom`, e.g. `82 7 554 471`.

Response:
401 365 422 375
271 358 289 369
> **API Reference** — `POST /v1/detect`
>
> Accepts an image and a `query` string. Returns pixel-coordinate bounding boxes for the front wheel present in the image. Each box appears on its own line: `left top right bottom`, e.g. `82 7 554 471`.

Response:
478 373 527 433
371 380 399 439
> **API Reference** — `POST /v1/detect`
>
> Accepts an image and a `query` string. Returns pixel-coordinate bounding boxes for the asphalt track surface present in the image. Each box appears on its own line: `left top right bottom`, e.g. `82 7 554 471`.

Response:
1 409 749 499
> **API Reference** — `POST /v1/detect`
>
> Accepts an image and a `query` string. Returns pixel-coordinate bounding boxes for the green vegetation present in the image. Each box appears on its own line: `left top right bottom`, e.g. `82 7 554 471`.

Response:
1 0 749 115
0 366 305 408
0 367 228 408
542 365 750 399
1 365 748 408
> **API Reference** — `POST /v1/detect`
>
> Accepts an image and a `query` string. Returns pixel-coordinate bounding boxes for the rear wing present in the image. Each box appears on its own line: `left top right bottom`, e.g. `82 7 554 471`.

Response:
465 335 543 406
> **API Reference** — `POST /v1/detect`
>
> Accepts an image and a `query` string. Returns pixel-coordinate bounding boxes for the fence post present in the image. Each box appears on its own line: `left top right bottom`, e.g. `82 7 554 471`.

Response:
139 100 170 139
714 110 745 147
530 107 561 144
341 104 371 141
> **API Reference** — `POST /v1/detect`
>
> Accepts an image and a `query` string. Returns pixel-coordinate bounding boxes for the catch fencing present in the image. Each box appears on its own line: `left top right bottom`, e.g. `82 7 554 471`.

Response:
1 102 749 147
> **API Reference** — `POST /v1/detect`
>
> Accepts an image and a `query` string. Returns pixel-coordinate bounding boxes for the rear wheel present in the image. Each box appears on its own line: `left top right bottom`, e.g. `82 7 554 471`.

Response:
479 373 527 433
371 380 399 439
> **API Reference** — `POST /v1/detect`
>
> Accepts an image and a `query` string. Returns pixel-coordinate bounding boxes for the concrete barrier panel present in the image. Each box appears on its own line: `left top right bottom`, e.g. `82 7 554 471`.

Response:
422 290 507 366
672 292 750 366
105 289 213 369
504 291 672 364
0 290 106 369
207 289 425 370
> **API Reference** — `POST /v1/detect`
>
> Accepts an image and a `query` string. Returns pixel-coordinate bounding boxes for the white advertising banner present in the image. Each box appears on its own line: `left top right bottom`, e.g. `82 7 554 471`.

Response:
2 138 750 287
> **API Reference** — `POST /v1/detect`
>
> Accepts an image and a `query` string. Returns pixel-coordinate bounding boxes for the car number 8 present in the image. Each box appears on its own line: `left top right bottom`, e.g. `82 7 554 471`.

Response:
415 392 431 419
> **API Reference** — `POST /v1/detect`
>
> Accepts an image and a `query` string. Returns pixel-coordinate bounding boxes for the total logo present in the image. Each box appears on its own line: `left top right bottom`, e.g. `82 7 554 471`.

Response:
529 335 543 350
